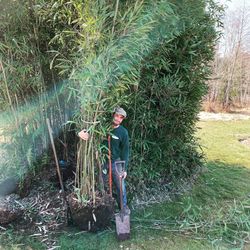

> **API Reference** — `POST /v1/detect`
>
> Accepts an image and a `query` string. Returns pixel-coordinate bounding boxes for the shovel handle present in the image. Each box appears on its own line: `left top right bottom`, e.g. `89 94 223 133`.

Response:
119 175 124 222
119 175 123 211
46 118 64 193
108 135 112 196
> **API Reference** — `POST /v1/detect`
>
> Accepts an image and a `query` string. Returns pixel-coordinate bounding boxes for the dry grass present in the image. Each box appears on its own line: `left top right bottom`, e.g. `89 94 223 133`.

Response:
202 101 250 114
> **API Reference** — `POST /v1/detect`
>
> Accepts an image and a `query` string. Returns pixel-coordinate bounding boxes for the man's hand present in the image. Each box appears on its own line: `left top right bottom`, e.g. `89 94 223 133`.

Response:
122 171 127 179
78 129 89 141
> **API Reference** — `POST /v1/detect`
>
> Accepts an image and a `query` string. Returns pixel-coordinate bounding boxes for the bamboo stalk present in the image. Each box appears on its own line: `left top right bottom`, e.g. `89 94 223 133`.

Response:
112 0 119 35
53 79 68 161
91 141 95 205
96 150 104 195
0 60 18 128
46 118 64 193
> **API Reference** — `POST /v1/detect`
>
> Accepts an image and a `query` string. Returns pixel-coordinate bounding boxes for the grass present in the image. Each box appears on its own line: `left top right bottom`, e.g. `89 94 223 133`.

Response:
57 228 214 250
0 230 44 250
1 119 250 249
197 120 250 168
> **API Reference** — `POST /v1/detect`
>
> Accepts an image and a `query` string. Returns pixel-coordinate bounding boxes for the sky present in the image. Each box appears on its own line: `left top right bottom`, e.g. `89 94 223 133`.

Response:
219 0 250 11
217 0 250 54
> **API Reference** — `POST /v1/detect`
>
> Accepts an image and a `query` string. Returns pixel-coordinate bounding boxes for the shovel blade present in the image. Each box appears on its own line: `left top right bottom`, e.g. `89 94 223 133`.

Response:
115 213 130 241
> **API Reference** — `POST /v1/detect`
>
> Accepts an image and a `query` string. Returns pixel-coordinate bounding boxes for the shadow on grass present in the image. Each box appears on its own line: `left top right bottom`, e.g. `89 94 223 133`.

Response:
134 161 250 220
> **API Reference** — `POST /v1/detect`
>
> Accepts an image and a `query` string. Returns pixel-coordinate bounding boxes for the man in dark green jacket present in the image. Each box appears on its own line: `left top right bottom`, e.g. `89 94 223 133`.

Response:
78 107 130 213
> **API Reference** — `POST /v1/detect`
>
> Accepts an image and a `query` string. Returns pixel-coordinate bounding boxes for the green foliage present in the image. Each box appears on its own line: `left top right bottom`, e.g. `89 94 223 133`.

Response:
0 0 222 201
0 0 48 110
70 0 182 201
124 0 221 186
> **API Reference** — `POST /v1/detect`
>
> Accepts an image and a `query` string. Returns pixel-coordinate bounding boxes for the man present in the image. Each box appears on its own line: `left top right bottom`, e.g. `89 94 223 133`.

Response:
78 107 130 214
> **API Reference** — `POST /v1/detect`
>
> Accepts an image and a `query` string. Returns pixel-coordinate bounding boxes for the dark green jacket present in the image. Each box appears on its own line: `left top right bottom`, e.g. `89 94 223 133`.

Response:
104 125 129 170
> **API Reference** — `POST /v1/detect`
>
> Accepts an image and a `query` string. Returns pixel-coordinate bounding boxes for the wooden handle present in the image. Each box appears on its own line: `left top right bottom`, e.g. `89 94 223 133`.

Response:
46 118 64 193
108 135 112 196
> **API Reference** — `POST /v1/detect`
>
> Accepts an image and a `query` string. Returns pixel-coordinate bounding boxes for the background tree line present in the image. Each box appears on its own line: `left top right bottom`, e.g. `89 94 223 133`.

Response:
204 3 250 111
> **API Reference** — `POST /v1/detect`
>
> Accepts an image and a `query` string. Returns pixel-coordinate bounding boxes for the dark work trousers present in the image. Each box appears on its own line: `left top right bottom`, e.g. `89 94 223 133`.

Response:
102 161 127 209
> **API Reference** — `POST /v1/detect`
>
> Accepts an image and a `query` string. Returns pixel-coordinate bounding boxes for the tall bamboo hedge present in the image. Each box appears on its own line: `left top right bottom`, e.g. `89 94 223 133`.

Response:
0 0 223 198
126 0 223 186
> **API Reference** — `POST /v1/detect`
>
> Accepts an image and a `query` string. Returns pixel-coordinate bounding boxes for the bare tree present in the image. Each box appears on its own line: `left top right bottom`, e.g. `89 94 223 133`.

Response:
205 2 250 111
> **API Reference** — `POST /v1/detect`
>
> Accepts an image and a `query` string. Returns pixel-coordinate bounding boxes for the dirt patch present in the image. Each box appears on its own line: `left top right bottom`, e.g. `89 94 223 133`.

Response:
0 164 117 248
0 165 73 248
239 138 250 147
0 182 67 248
0 194 23 224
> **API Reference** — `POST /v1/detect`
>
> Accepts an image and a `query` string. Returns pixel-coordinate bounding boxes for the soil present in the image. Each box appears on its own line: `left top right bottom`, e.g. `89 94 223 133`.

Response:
68 192 115 232
0 194 23 224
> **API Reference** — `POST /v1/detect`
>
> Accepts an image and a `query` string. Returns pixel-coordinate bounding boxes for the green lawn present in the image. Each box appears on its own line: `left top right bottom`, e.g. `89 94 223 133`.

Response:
1 120 250 249
197 120 250 168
